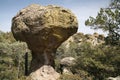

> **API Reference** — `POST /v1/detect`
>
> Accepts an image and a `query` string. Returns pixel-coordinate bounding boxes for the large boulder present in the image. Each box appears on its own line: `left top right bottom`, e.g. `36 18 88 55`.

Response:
11 4 78 80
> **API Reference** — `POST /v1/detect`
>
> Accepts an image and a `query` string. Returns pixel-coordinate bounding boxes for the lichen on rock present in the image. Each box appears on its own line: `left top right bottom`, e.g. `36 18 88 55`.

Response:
11 4 78 80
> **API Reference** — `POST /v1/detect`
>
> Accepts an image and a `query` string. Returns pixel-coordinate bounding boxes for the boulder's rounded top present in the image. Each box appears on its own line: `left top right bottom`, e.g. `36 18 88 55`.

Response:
11 4 78 51
12 4 78 29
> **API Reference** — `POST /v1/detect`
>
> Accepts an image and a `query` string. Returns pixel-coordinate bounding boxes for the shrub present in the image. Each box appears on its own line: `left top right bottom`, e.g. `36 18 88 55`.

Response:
72 44 120 80
0 42 31 80
58 74 82 80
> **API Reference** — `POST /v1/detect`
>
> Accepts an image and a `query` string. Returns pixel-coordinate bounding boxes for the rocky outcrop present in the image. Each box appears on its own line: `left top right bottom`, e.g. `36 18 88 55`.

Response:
60 57 75 74
61 32 105 49
29 65 60 80
60 57 75 66
85 33 105 46
56 32 105 60
11 4 78 80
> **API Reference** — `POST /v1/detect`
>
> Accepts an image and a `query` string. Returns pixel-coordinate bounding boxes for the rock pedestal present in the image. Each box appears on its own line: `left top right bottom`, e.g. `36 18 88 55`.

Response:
11 4 78 80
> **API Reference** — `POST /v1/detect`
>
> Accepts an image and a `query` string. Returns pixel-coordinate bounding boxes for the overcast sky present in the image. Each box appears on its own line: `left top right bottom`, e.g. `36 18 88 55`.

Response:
0 0 110 34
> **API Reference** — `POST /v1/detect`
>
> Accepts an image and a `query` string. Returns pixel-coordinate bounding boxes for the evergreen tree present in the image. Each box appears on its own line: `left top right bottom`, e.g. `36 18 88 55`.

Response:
85 0 120 45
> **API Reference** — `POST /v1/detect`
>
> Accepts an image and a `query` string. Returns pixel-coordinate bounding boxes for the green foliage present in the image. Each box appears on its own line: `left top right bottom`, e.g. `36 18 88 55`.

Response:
71 44 120 80
85 0 120 45
0 27 119 80
110 0 120 9
0 31 16 43
83 1 120 78
0 41 31 80
57 33 120 80
58 74 82 80
0 30 32 80
56 33 86 59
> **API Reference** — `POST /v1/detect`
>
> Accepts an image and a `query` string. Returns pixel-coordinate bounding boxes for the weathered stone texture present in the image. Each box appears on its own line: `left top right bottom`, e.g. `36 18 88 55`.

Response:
11 4 78 80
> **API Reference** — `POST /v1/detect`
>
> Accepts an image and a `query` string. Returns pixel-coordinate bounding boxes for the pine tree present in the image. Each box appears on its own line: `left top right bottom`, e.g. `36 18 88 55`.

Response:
85 0 120 45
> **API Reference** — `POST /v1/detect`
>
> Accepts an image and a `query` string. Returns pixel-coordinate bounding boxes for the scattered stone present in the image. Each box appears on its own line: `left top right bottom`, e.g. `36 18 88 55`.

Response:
60 57 75 74
60 57 75 66
29 65 60 80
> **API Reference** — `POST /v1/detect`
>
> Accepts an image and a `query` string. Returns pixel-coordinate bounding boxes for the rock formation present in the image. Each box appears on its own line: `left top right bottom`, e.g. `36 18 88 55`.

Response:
60 57 75 74
60 57 75 66
56 32 105 60
61 32 105 48
11 4 78 80
85 33 105 46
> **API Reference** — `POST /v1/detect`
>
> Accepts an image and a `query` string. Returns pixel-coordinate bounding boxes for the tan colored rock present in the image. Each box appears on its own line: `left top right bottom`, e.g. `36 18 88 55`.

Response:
60 57 75 66
107 76 120 80
85 33 105 46
93 32 99 38
60 57 75 74
11 4 78 80
29 65 60 80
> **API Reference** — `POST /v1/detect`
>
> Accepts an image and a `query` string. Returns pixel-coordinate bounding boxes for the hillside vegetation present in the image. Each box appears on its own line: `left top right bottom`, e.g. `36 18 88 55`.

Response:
0 31 119 80
0 31 31 80
0 0 120 79
56 32 120 80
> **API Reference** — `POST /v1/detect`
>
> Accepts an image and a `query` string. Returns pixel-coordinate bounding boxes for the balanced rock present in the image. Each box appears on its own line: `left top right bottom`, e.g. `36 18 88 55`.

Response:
11 4 78 80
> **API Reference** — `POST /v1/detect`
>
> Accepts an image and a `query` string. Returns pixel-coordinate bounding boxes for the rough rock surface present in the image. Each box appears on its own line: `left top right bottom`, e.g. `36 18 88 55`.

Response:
29 65 60 80
60 57 75 66
11 4 78 80
85 33 105 46
60 57 75 74
56 32 105 58
61 32 105 49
